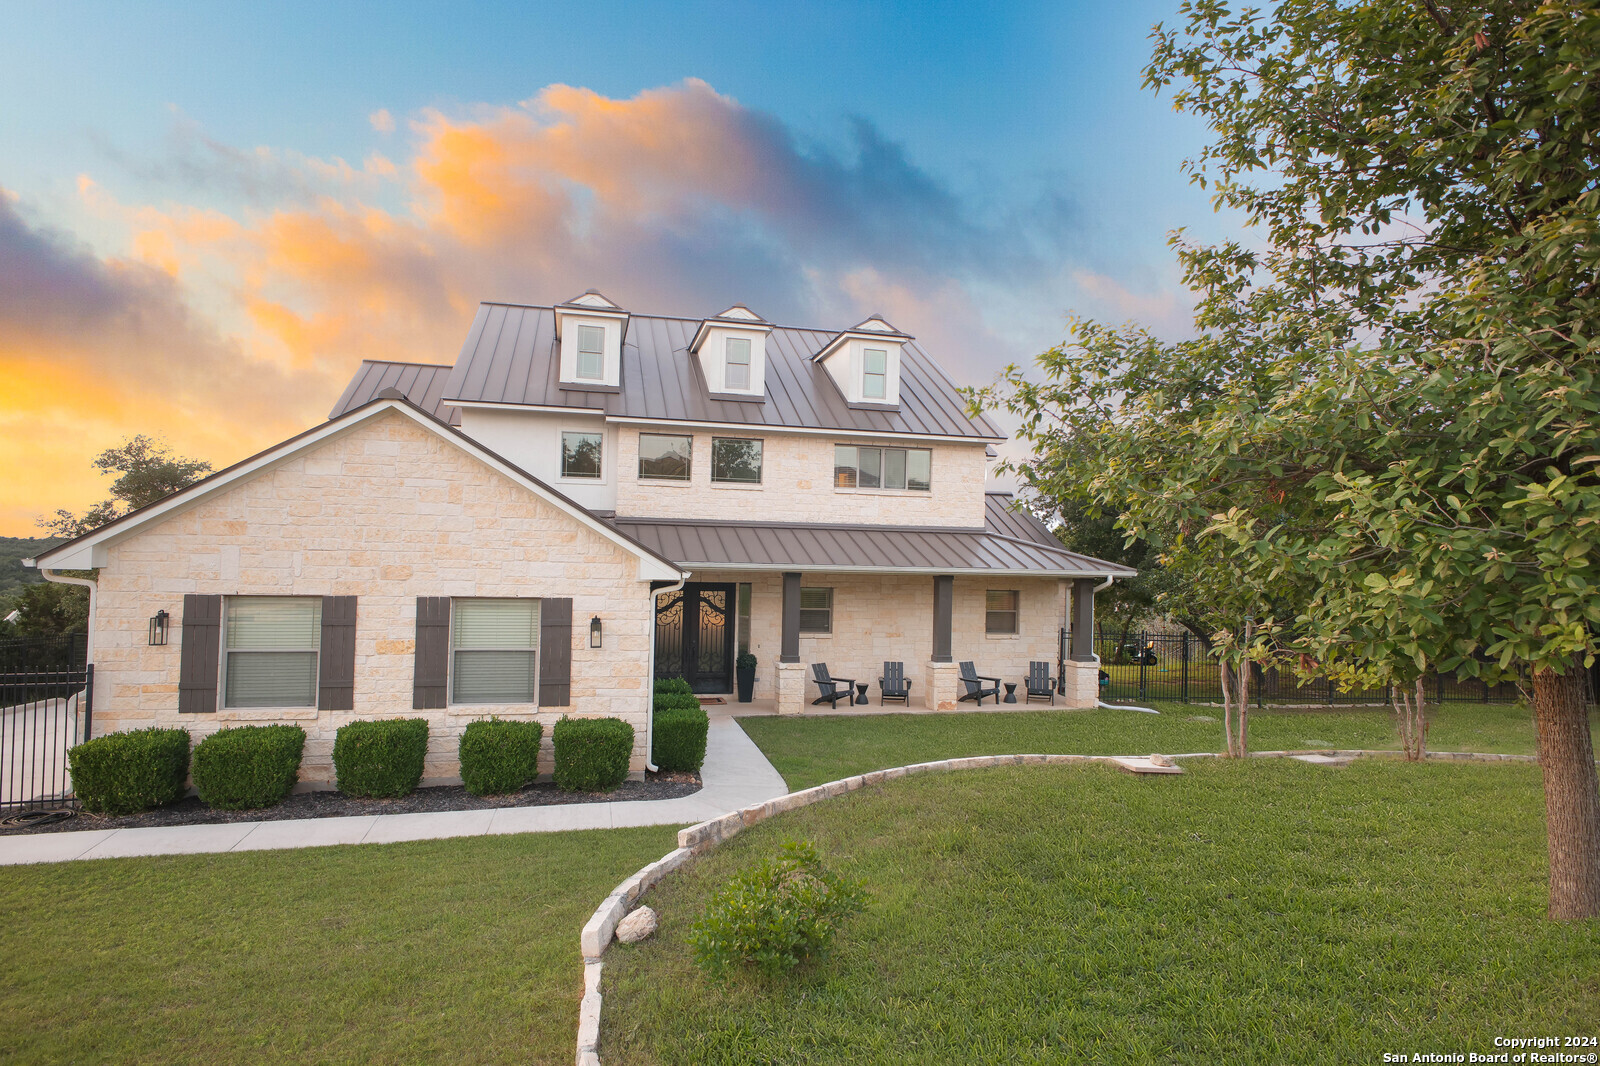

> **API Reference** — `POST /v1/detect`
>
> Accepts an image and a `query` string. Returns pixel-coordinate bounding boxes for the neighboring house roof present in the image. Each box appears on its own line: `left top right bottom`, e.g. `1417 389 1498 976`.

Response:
608 500 1135 579
440 302 1005 441
330 360 460 424
33 393 684 581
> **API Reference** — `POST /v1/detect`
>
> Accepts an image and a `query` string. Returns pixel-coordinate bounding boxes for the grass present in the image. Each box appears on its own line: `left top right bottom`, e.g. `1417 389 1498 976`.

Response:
737 701 1588 792
0 825 680 1065
602 759 1600 1065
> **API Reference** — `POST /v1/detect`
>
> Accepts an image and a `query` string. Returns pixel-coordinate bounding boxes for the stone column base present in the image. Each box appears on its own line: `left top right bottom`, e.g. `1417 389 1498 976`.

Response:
924 660 959 711
1062 659 1101 709
775 661 806 715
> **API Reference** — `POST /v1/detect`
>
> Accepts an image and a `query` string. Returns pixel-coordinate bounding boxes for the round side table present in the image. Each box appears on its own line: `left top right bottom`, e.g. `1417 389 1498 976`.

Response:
855 682 869 705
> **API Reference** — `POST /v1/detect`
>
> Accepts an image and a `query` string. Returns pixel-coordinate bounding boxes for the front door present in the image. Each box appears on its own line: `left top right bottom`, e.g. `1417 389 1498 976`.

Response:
654 583 735 693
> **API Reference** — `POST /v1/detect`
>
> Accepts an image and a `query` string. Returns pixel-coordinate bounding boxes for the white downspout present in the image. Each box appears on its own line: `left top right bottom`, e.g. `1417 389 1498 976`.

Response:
643 575 688 773
1085 574 1159 713
27 563 97 665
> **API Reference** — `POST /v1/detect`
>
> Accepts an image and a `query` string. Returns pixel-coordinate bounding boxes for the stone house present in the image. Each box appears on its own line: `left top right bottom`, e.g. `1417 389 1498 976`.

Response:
32 290 1131 783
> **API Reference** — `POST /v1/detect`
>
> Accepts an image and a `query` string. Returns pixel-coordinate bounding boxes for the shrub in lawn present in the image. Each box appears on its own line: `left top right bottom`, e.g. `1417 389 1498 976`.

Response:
653 705 709 773
689 839 864 980
333 718 429 798
458 718 543 796
654 677 693 697
191 725 305 810
551 716 633 792
68 727 191 815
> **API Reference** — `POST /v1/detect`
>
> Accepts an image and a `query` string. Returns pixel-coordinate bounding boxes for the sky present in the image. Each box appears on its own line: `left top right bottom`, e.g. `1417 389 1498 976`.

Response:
0 0 1243 536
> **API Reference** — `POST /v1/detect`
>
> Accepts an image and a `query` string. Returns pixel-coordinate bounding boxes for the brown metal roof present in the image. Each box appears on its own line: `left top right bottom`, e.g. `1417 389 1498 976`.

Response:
984 492 1063 547
330 361 460 425
440 302 1004 440
609 508 1135 578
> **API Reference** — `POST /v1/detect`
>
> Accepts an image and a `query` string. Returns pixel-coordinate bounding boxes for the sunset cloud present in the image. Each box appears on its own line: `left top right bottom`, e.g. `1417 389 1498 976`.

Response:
1 78 1176 534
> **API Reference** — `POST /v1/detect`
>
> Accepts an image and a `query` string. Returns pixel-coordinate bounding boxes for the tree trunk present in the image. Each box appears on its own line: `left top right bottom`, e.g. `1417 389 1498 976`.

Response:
1392 678 1428 761
1531 661 1600 920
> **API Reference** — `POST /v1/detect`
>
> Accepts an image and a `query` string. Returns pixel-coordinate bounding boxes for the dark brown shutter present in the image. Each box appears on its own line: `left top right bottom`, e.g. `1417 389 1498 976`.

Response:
538 597 573 707
318 596 357 710
178 594 222 714
413 597 450 709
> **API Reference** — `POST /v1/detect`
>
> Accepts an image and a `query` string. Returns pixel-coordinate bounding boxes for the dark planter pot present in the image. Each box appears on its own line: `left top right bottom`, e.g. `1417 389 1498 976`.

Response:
736 667 756 703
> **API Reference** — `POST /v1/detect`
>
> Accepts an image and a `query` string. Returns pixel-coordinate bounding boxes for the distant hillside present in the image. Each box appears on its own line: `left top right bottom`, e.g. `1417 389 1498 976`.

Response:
0 537 61 603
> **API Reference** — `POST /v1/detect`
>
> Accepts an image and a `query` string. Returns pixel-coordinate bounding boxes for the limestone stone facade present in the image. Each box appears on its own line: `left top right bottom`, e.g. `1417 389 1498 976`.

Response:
87 410 661 785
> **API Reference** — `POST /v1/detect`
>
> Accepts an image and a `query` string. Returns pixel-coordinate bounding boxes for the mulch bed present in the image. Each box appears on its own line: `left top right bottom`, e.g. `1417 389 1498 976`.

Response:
0 770 702 836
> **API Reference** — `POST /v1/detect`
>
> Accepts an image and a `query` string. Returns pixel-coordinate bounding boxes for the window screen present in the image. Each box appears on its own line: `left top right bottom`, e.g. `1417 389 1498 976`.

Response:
452 599 539 703
986 590 1019 635
639 433 692 480
725 336 752 390
224 597 321 708
576 324 604 380
799 587 832 633
562 431 603 478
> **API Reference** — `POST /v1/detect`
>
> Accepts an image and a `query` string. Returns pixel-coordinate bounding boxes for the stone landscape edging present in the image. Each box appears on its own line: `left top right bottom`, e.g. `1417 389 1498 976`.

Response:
570 746 1545 1065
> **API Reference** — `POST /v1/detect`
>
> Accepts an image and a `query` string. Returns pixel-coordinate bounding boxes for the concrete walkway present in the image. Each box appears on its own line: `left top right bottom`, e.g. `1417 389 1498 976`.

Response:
0 716 790 866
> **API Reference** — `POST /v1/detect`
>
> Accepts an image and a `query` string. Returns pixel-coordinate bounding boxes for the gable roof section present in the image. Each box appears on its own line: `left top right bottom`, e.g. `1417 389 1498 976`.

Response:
441 302 1004 441
330 360 460 424
34 396 684 581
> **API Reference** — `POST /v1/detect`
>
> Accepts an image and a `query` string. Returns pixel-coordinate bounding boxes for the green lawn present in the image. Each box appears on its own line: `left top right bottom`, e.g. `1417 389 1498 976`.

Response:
0 826 680 1065
738 701 1581 792
602 759 1600 1065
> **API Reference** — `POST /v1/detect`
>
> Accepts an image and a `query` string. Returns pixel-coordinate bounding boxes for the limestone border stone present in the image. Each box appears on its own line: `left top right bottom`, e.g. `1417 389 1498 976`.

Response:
570 747 1542 1064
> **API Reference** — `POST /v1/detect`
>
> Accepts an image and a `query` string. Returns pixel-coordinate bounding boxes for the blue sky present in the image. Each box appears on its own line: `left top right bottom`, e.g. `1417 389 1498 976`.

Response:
0 0 1240 532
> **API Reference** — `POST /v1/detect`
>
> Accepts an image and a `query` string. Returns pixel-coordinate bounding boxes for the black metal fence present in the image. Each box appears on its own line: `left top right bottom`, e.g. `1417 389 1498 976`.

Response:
0 634 92 810
1086 630 1521 706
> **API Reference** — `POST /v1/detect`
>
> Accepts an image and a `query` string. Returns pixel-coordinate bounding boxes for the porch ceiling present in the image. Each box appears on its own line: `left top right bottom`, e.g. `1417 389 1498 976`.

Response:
609 516 1135 578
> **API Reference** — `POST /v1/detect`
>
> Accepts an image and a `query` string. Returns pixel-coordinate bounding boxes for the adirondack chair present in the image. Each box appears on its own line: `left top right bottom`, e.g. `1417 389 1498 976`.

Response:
1024 661 1057 705
810 663 858 708
957 661 1002 706
878 662 913 705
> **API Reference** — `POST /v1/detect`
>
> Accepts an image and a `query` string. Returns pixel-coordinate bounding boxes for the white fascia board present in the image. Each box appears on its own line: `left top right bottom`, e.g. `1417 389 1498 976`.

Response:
667 561 1125 578
448 399 607 416
602 415 1003 444
688 318 773 354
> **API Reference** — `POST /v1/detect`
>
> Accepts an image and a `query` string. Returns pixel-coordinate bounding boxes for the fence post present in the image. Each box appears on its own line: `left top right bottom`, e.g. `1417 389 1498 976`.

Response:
1181 633 1189 704
1138 634 1147 700
82 663 93 744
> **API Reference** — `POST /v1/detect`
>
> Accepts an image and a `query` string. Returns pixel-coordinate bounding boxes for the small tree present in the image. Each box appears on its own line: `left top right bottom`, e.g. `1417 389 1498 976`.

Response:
40 436 211 538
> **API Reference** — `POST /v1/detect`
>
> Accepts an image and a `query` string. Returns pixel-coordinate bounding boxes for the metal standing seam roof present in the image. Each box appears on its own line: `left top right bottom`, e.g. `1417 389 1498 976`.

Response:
330 361 461 425
609 498 1136 578
438 302 1005 440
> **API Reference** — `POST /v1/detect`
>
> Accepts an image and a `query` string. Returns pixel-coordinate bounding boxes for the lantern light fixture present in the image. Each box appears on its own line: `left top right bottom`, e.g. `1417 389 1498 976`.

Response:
589 615 602 649
149 609 170 646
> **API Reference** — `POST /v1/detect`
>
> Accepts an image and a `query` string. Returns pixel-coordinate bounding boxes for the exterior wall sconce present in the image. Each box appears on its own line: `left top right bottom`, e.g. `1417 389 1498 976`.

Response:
149 609 170 646
590 616 603 649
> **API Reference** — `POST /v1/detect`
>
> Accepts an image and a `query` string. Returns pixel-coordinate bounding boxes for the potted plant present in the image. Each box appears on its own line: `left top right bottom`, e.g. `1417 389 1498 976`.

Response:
736 651 758 703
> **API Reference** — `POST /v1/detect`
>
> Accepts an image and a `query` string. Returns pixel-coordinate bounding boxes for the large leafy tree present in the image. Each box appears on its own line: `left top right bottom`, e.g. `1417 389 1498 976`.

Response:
984 0 1600 918
40 436 212 538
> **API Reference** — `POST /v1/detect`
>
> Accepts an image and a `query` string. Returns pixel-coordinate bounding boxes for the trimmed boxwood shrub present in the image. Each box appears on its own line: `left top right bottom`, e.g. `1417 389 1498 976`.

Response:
68 727 191 815
653 705 709 773
552 716 633 792
654 677 693 697
458 718 543 796
192 724 305 810
333 718 429 798
653 691 703 715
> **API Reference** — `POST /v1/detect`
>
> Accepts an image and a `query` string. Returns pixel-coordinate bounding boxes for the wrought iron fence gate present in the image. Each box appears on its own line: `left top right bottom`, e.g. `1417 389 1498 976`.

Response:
0 634 92 810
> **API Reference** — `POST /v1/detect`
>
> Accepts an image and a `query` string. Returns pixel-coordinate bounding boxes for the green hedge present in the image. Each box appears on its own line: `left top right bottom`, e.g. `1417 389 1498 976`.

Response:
653 705 709 773
333 718 429 798
458 718 543 796
654 677 693 697
552 716 633 792
191 725 305 810
68 727 191 815
653 691 703 715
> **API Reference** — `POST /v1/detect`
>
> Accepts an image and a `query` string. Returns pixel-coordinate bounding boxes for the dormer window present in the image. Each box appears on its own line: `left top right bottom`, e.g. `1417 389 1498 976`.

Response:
725 337 752 390
576 325 605 380
862 348 888 400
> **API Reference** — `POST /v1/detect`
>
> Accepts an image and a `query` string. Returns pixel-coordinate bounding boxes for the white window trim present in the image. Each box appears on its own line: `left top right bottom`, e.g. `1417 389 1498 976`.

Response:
724 336 754 392
862 347 889 401
637 431 694 483
575 324 606 381
710 436 764 486
559 428 607 483
220 595 322 711
449 597 541 706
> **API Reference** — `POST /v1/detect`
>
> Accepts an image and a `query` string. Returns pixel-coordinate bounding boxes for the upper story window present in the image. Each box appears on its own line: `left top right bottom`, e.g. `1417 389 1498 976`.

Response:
576 325 605 381
711 437 762 484
833 445 932 492
224 596 321 708
562 431 603 479
639 433 692 481
725 337 752 391
452 598 539 704
862 348 888 400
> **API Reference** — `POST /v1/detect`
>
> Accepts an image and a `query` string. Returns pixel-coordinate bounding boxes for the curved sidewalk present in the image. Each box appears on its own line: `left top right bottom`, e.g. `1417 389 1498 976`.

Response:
0 717 789 866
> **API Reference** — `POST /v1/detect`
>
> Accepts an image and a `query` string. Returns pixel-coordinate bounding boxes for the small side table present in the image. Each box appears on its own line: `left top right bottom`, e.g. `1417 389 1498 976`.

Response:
1003 682 1018 704
855 682 869 705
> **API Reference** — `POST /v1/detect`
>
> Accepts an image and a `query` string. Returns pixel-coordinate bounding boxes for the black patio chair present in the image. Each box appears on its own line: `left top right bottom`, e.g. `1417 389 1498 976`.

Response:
957 661 1001 706
1024 661 1057 705
878 662 913 705
811 663 858 708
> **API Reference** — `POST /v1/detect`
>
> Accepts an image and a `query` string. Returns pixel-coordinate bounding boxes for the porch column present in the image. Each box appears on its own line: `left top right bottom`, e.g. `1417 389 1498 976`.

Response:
776 571 805 715
925 575 957 709
1063 577 1102 708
